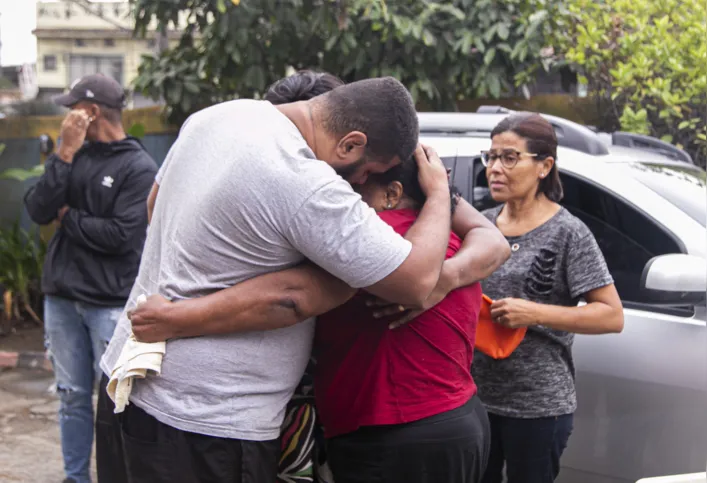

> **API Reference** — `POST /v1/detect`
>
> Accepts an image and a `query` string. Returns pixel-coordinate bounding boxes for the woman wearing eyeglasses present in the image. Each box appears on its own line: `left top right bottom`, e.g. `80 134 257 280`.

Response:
473 113 624 483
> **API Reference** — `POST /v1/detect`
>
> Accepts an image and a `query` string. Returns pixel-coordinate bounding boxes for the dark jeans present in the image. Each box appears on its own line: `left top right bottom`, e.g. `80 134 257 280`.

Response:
327 395 490 483
481 413 574 483
95 374 280 483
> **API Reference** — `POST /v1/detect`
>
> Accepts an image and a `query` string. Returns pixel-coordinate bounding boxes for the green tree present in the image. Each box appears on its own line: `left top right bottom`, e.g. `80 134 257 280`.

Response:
554 0 707 167
131 0 567 124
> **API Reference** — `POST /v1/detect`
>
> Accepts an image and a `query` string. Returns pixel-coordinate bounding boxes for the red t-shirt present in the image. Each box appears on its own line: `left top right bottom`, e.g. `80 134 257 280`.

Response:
314 209 482 439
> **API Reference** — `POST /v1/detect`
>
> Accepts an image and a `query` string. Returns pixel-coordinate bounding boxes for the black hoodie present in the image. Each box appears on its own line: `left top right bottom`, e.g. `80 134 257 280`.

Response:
25 137 157 306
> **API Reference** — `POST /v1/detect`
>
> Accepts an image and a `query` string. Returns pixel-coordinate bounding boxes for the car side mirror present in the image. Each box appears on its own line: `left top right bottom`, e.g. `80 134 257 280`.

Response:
640 254 707 305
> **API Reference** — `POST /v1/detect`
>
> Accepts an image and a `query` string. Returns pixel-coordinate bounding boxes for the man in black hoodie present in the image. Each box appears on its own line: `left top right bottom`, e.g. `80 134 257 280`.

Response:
24 74 157 483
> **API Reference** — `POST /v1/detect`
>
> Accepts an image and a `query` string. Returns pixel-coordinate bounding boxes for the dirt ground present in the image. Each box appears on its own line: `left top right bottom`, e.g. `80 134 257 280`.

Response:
0 367 97 483
0 324 45 353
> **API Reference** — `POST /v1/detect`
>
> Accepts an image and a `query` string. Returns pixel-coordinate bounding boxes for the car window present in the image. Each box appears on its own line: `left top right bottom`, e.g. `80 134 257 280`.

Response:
560 173 695 314
441 155 475 201
468 160 695 315
442 156 498 212
627 163 707 227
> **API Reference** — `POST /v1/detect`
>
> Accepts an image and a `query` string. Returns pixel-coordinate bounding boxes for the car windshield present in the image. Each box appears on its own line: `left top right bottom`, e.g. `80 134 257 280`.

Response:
629 163 707 226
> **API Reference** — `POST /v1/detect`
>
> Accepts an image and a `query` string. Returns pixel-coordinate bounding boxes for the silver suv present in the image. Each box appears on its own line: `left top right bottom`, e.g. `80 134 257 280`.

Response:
419 110 707 483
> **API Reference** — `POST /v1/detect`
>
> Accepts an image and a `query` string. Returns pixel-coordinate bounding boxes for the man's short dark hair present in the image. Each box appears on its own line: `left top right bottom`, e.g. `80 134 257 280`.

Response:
317 77 419 164
100 104 122 125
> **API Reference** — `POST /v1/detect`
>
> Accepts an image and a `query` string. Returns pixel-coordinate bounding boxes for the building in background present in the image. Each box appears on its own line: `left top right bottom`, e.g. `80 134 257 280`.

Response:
0 64 38 106
34 0 181 108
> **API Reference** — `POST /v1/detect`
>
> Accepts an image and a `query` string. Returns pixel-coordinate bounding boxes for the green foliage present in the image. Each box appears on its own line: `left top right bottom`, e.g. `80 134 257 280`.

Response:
130 0 566 124
127 122 146 139
555 0 707 167
620 106 650 136
0 136 40 182
0 147 46 325
0 140 45 182
0 222 46 324
0 165 45 182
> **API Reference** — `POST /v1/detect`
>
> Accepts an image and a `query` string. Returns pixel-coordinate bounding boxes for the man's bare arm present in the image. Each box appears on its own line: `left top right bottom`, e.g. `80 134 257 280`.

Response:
130 263 355 343
133 146 451 341
362 145 451 306
372 198 510 326
445 197 510 288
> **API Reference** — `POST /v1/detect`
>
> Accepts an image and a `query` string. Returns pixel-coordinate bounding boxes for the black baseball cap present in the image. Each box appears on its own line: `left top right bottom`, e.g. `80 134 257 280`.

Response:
54 73 126 109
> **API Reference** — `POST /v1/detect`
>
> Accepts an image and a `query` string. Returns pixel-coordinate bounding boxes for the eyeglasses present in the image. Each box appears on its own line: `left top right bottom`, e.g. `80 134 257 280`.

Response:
481 149 538 169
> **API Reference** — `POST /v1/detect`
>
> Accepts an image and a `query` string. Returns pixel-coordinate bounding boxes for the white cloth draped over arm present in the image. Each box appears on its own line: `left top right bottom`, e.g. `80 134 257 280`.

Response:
107 295 167 413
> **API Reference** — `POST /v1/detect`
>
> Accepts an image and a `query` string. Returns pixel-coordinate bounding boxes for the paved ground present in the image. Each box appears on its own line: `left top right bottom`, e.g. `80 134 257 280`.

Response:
0 368 97 483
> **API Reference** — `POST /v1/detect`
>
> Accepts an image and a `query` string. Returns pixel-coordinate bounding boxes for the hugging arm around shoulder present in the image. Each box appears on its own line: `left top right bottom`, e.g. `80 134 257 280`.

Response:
284 176 452 306
146 262 357 340
133 177 455 340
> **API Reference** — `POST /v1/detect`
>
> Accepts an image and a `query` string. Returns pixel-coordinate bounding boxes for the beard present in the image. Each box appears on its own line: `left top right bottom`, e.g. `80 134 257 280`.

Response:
334 156 367 184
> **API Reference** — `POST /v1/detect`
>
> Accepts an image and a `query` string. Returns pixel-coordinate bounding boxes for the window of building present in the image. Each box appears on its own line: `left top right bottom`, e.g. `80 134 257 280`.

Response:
43 55 57 72
75 39 86 48
104 39 115 48
69 55 124 85
147 39 156 49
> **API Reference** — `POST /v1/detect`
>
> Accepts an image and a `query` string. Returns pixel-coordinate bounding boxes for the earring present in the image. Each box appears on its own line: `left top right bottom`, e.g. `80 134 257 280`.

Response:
386 201 392 210
540 173 546 178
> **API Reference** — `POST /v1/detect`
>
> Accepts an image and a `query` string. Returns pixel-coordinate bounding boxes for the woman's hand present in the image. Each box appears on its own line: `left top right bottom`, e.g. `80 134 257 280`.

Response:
369 262 457 329
490 298 541 329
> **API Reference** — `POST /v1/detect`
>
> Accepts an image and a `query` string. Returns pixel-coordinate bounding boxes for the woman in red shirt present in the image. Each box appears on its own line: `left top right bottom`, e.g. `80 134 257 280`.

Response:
316 162 490 483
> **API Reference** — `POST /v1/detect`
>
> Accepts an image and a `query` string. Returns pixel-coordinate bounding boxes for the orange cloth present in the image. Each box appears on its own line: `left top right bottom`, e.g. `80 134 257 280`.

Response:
475 294 527 359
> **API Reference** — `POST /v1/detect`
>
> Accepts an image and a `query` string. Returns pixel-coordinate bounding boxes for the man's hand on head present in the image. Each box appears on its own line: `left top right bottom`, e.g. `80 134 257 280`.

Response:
415 144 450 197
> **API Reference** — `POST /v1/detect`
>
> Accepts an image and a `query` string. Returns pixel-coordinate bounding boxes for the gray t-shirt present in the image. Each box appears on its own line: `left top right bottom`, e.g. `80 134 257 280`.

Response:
472 206 613 418
100 99 412 440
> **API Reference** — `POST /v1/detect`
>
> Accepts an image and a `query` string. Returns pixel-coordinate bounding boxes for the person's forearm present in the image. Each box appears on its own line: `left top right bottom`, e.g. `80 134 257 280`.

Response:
23 155 72 225
165 287 302 338
155 265 355 339
532 302 624 334
446 226 510 289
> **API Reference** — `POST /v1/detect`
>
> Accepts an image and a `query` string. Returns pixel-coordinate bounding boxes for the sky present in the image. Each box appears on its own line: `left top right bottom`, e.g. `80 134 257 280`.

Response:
0 1 130 67
0 0 37 66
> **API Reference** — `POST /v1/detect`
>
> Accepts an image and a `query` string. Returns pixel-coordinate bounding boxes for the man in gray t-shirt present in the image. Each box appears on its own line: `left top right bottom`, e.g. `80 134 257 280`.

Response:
96 78 455 482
